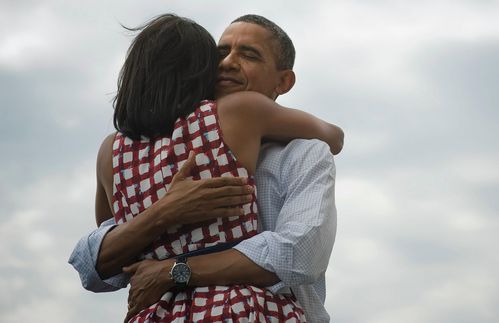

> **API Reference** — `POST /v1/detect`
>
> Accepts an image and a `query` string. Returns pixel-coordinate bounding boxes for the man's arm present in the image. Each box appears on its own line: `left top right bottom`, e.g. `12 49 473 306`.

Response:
69 189 264 292
122 247 280 321
234 139 336 291
125 139 336 317
69 146 255 290
96 147 255 279
191 140 336 289
68 218 129 292
72 139 335 306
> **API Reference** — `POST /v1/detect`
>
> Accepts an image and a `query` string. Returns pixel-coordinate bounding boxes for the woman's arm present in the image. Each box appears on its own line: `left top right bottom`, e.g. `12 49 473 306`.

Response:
95 133 115 226
262 105 344 155
218 91 344 156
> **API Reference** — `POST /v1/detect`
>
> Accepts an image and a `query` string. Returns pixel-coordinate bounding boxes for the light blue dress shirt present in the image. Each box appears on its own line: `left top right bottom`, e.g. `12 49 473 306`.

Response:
69 139 337 322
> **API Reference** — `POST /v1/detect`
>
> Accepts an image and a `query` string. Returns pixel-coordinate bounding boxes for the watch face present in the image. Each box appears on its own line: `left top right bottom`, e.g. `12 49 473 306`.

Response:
172 263 191 283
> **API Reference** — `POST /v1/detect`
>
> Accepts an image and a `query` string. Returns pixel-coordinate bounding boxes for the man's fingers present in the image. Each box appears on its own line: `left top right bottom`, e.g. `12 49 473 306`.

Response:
210 207 245 218
124 305 139 323
127 286 135 306
125 294 150 323
203 176 248 188
125 305 140 322
125 290 140 322
123 262 140 274
203 185 254 200
208 194 253 208
174 151 196 180
181 207 244 224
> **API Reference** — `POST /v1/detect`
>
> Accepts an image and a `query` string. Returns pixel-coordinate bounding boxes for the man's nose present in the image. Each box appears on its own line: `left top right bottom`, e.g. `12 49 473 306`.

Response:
219 52 239 71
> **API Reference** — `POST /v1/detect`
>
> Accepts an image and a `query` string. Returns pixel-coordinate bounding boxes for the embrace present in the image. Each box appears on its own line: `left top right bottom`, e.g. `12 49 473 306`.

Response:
69 13 343 323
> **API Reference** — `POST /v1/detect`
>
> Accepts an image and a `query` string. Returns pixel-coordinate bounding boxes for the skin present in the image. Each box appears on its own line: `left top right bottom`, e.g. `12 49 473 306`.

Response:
95 139 254 279
123 90 343 322
95 21 343 322
215 22 296 100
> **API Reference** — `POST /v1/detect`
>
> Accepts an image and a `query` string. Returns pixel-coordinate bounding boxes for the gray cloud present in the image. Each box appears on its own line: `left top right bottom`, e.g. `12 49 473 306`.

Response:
1 1 499 322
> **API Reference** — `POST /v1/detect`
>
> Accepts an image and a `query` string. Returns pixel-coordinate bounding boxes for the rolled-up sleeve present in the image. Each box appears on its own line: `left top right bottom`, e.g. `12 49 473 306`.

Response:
234 139 336 294
68 218 129 292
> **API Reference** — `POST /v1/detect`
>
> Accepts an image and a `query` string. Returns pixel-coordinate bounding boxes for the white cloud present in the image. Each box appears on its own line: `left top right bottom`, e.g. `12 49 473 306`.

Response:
0 5 59 69
327 156 499 321
448 154 499 185
0 160 101 322
1 0 499 322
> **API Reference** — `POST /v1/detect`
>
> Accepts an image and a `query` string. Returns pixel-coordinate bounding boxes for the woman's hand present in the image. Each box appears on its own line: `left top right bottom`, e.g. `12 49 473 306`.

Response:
123 259 175 323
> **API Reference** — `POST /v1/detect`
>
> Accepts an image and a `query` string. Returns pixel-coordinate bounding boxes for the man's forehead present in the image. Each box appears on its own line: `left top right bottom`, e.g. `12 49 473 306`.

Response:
218 22 273 48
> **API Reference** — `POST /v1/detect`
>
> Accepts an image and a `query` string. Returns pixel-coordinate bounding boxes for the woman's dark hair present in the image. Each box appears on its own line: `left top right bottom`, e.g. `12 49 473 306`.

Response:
113 14 219 139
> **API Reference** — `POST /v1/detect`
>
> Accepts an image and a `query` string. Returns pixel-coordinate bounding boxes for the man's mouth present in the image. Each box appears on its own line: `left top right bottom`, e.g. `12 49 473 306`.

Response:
217 76 243 86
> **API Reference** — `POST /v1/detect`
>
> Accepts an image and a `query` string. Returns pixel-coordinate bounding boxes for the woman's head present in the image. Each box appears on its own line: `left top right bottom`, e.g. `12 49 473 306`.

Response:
113 14 219 139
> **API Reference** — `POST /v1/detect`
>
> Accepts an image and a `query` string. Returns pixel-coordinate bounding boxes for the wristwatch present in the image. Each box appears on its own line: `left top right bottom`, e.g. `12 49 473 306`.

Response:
169 256 191 289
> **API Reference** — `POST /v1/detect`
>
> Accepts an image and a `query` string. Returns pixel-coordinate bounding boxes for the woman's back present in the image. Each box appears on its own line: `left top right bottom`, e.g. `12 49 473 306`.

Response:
112 100 306 322
112 100 258 259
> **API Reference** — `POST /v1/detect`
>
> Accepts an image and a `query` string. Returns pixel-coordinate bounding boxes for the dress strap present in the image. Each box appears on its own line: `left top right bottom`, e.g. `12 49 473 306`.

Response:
175 239 243 259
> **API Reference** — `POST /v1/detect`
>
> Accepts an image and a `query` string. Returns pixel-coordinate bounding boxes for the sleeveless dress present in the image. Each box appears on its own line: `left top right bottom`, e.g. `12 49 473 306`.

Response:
112 101 306 322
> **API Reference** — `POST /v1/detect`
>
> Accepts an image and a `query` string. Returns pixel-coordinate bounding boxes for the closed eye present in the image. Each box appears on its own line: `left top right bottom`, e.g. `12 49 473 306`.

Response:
239 45 263 61
242 53 259 60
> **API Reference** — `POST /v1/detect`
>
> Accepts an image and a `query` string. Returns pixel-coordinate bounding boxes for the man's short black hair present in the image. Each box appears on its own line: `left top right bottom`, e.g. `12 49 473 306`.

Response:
232 14 295 70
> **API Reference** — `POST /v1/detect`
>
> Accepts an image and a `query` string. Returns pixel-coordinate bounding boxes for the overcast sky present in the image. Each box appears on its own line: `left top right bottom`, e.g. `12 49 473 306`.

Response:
1 0 498 322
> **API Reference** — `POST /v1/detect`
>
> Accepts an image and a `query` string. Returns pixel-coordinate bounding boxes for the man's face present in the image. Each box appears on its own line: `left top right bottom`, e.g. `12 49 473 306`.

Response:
216 22 283 100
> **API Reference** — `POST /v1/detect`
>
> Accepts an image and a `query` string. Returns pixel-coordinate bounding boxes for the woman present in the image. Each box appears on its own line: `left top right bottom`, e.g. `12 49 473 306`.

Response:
96 14 342 322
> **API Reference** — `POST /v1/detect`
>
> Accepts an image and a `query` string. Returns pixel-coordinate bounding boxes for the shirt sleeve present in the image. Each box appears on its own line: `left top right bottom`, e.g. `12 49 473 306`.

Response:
234 140 337 293
68 218 130 292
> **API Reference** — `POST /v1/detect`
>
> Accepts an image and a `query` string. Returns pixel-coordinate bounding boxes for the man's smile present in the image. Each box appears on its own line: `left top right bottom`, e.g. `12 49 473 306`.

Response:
217 75 244 86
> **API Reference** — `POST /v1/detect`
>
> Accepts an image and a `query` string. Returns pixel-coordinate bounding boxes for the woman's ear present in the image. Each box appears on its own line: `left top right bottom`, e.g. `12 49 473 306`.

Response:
275 70 296 96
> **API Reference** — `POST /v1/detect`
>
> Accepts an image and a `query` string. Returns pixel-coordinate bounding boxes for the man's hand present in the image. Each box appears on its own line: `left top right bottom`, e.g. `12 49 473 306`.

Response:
97 151 254 279
151 150 255 227
123 259 174 323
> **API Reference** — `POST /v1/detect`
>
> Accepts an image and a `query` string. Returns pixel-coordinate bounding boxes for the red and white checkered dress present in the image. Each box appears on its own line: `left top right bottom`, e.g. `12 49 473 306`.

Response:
112 101 306 322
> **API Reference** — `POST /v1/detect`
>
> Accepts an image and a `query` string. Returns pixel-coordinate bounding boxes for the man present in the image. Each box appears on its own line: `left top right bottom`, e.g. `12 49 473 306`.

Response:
69 14 342 322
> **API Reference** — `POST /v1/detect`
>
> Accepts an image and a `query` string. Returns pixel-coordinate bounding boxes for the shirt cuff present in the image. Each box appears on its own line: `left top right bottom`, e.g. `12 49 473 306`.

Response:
234 232 292 295
68 222 129 292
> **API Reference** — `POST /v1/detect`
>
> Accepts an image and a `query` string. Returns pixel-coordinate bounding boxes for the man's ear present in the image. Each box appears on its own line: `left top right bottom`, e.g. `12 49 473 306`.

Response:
275 70 296 95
